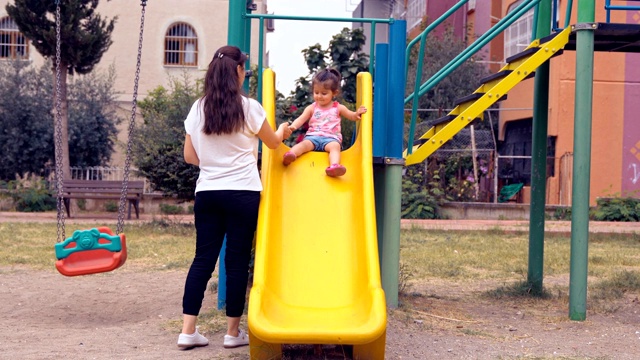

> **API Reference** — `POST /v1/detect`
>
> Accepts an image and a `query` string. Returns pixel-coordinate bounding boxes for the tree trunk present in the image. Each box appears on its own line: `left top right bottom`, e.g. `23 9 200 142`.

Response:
52 62 70 180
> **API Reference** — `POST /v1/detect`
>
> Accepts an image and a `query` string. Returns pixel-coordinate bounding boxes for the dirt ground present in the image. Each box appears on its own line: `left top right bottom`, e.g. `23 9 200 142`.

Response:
1 214 640 359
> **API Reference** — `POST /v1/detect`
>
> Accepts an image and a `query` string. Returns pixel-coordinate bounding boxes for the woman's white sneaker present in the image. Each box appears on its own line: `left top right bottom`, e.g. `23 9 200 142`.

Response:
177 329 209 349
223 329 250 348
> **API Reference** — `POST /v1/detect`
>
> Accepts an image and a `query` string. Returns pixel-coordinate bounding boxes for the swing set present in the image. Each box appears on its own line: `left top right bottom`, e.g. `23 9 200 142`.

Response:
53 0 147 276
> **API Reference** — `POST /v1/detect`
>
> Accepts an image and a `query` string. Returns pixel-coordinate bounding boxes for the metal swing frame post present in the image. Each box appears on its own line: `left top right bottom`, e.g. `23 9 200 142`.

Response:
527 0 553 295
569 0 596 321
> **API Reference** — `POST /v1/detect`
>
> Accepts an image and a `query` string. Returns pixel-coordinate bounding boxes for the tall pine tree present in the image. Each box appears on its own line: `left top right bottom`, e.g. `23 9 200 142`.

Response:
6 0 116 179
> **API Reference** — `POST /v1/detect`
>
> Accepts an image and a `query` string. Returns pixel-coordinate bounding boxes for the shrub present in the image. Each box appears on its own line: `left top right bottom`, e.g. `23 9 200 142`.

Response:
104 201 118 212
8 174 56 212
593 197 640 222
159 203 184 215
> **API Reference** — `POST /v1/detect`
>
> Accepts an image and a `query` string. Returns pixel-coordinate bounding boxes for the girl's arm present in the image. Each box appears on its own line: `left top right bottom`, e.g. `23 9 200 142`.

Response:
338 104 367 121
183 135 199 166
288 105 314 131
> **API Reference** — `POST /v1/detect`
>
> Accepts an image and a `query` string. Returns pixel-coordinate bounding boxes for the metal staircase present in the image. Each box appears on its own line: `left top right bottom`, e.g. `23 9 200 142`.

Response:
404 27 571 166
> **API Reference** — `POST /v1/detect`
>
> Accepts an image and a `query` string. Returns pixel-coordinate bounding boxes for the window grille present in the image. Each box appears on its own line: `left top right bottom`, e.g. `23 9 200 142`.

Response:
503 0 535 60
164 22 198 67
0 17 29 60
406 0 426 29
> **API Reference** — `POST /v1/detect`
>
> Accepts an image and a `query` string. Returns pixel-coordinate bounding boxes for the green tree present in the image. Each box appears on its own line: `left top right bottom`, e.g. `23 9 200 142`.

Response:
6 0 116 179
405 28 490 126
133 75 201 200
0 61 119 181
0 62 53 180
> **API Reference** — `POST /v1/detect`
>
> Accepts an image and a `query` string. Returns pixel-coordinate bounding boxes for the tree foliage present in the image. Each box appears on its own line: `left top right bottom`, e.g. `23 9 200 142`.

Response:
0 61 119 181
133 76 202 200
6 0 116 179
405 28 490 126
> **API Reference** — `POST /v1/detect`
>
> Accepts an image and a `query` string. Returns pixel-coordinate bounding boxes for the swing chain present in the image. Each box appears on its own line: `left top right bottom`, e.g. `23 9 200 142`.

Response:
116 0 147 234
54 1 65 242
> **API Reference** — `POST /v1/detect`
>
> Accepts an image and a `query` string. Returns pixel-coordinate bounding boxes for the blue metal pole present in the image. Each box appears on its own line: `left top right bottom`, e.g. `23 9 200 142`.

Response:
373 44 389 158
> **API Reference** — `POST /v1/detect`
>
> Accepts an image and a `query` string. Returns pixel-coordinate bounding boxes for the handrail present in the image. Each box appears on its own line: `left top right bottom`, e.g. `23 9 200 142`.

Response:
605 0 640 23
564 0 574 28
404 0 541 155
404 0 469 149
552 0 574 31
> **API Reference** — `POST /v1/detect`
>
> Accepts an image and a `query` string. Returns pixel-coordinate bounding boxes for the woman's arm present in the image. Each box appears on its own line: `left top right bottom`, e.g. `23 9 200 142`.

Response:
258 121 292 149
183 134 199 166
339 104 367 121
288 105 314 131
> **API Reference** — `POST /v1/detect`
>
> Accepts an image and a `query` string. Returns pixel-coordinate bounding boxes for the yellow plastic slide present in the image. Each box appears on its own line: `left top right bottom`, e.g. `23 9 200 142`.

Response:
248 69 387 359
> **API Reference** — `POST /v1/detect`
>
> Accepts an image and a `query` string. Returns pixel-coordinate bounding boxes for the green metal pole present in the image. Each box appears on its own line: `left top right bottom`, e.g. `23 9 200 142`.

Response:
243 5 252 94
528 0 552 295
227 0 245 48
569 0 595 321
381 164 402 307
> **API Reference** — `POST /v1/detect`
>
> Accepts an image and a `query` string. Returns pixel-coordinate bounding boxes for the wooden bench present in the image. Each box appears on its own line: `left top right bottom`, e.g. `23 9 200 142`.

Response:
61 180 144 219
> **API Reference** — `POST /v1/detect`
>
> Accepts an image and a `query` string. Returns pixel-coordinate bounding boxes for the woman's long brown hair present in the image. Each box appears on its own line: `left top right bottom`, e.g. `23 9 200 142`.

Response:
201 45 247 135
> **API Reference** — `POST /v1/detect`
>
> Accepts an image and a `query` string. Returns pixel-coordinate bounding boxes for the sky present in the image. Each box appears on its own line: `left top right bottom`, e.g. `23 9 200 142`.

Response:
266 0 361 95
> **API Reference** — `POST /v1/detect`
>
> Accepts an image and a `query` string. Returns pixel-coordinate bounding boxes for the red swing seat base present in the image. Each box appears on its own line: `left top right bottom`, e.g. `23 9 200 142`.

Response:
55 226 127 277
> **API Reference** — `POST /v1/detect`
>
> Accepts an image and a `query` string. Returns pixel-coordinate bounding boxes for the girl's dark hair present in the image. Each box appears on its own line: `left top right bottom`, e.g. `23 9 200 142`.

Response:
201 45 248 135
312 68 341 93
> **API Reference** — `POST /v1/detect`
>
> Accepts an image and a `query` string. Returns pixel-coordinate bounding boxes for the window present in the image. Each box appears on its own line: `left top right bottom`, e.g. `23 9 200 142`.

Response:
0 17 29 60
406 0 426 29
164 22 198 67
503 0 535 60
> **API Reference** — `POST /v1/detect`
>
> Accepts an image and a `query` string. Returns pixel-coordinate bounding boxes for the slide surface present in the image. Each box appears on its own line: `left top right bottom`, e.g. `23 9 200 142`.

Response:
248 70 386 345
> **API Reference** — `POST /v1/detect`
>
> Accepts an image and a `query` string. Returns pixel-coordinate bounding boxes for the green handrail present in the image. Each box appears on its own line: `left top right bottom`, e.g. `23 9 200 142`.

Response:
405 0 469 153
404 0 541 154
564 0 574 28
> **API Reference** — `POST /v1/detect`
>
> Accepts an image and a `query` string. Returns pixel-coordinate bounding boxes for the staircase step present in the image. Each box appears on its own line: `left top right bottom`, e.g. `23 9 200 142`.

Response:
479 70 513 84
454 93 509 106
505 47 538 64
431 114 456 127
538 31 562 45
454 93 483 105
480 70 536 88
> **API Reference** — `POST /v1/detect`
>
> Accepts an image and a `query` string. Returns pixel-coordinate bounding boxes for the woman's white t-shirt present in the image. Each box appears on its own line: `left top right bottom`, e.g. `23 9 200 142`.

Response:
184 96 266 193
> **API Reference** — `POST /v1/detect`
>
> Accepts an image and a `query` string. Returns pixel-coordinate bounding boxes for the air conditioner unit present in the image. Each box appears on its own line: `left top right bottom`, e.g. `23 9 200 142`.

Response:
468 0 476 11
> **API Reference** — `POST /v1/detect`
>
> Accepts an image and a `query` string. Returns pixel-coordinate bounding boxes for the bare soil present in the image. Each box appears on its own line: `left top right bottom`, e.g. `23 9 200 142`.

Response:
1 265 639 359
1 213 639 359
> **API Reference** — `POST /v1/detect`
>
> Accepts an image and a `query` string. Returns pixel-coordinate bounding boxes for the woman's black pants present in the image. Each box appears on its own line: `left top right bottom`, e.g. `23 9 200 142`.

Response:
182 190 260 318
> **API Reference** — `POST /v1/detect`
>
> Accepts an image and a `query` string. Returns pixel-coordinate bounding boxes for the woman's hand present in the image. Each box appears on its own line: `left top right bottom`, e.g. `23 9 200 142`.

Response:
278 122 292 140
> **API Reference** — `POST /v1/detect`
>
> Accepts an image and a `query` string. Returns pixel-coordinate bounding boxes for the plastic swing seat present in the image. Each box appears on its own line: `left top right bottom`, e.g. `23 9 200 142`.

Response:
54 226 127 276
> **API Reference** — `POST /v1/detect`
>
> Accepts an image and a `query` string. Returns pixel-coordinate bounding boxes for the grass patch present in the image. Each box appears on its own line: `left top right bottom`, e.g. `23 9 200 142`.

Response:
400 229 640 282
0 222 196 271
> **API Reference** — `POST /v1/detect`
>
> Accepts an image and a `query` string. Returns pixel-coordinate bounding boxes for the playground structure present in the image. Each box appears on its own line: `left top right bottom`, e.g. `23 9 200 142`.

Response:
219 2 640 356
36 0 639 356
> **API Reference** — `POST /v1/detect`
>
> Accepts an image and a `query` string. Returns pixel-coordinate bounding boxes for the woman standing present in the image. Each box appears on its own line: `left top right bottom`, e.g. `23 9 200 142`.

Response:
178 45 290 349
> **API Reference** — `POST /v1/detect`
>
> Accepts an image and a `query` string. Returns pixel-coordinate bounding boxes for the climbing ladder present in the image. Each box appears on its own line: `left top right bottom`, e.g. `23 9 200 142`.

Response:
404 26 571 166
